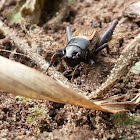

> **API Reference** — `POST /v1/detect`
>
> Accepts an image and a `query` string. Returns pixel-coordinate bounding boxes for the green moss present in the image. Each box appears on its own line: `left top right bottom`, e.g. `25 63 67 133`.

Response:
122 76 129 85
111 112 140 126
120 136 127 140
69 0 74 5
28 107 43 116
15 96 30 102
26 116 35 121
120 136 140 140
26 107 43 122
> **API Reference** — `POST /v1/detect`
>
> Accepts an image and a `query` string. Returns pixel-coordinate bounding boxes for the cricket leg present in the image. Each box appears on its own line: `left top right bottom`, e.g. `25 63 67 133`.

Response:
66 26 72 43
98 19 118 53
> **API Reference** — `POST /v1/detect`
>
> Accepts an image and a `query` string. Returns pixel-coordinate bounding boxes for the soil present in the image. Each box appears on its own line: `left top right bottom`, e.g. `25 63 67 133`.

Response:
0 0 140 140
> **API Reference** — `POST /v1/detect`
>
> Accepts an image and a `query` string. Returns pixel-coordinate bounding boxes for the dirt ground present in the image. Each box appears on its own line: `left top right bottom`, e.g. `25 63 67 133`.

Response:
0 0 140 139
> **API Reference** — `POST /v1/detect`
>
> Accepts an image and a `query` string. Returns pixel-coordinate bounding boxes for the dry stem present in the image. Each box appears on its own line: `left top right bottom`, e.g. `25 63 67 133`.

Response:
90 33 140 98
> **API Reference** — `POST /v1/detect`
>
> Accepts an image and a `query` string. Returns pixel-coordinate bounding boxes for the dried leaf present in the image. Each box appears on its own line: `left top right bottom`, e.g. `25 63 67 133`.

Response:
0 55 139 113
5 0 44 24
0 55 112 113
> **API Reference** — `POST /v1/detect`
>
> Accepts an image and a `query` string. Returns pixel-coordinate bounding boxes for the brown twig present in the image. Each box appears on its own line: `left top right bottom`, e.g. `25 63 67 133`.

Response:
9 48 17 60
0 49 27 56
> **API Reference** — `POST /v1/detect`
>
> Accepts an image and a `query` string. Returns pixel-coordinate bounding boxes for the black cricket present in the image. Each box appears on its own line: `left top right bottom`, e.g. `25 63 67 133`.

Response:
45 19 118 72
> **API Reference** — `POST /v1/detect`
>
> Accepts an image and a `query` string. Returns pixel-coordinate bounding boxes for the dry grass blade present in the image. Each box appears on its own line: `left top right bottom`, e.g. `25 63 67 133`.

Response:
0 56 139 113
0 49 26 56
131 93 140 104
0 20 139 113
0 55 111 113
90 33 140 98
92 94 140 112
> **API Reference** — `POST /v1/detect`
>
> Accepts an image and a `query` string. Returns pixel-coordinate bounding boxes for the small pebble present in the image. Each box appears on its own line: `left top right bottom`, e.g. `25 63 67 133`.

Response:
124 2 140 22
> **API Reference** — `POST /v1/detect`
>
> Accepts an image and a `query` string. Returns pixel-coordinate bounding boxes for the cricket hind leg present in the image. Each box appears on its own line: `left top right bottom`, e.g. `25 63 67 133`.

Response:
98 19 118 46
98 19 118 53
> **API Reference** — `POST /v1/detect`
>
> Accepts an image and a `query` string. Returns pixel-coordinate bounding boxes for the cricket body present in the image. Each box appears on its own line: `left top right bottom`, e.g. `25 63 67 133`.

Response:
45 19 118 72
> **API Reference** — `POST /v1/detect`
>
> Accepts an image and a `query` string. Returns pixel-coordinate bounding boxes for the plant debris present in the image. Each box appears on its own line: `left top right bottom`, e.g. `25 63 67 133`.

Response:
5 0 44 24
124 2 140 22
90 33 140 98
0 0 140 139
